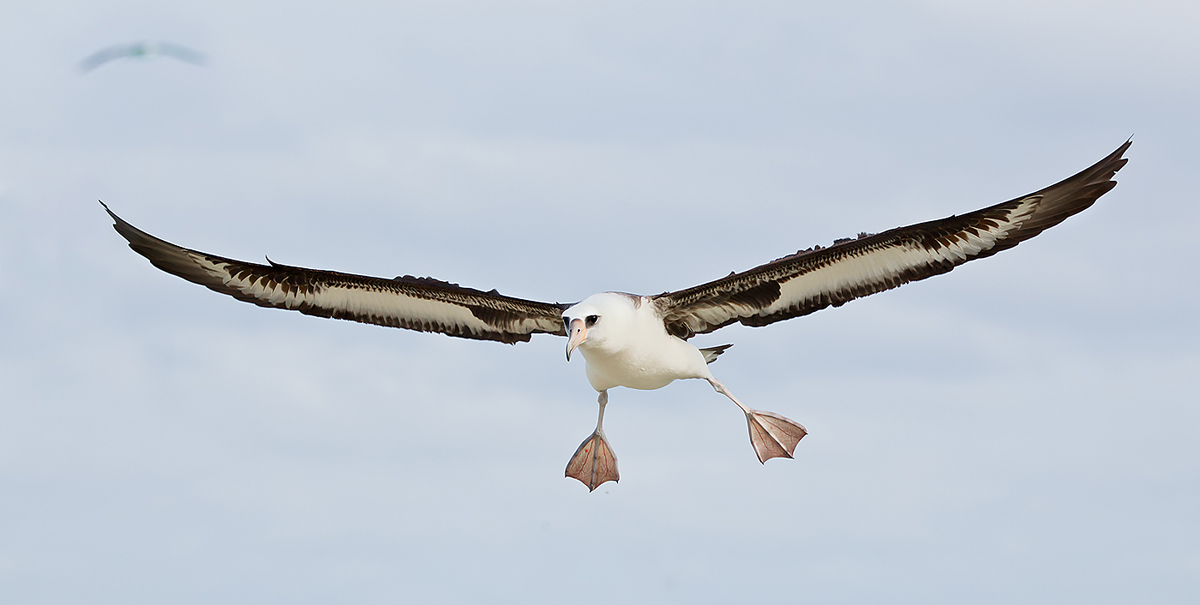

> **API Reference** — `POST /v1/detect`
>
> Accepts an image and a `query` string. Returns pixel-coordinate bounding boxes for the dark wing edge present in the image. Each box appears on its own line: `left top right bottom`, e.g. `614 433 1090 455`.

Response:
653 140 1131 338
101 202 567 343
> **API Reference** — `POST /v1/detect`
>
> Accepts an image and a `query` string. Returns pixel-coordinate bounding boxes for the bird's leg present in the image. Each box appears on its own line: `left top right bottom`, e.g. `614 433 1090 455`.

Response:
707 377 807 463
565 390 619 491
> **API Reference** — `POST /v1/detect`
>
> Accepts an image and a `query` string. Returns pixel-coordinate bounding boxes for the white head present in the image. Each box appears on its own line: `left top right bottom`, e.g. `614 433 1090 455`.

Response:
562 292 638 361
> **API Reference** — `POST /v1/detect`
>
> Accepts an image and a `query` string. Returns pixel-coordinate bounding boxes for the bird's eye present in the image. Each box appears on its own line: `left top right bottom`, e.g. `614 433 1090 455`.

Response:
585 315 599 328
563 317 571 328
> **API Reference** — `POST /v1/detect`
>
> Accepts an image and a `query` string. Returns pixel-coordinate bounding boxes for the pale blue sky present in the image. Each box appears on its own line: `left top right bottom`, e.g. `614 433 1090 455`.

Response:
1 1 1197 603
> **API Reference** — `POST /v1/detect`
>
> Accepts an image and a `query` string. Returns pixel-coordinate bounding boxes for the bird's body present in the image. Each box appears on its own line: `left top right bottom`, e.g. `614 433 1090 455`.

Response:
569 293 710 391
102 141 1131 491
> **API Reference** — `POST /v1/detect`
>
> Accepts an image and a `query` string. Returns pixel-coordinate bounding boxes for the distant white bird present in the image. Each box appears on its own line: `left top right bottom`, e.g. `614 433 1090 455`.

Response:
79 41 206 73
102 141 1129 491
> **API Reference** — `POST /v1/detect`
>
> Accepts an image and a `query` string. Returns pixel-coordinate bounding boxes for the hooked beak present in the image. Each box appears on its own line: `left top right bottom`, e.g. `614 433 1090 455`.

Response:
566 318 587 361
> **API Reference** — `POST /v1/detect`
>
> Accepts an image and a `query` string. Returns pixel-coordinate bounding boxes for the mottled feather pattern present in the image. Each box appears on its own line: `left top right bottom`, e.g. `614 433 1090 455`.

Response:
654 141 1129 337
199 254 566 342
103 203 566 344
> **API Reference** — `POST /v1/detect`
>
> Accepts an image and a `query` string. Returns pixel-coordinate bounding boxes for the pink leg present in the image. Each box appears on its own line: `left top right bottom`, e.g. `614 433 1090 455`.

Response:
565 390 620 491
708 378 807 463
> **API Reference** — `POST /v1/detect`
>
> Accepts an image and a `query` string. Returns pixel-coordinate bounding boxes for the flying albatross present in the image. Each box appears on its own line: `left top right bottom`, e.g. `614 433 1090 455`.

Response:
79 41 207 74
102 141 1130 491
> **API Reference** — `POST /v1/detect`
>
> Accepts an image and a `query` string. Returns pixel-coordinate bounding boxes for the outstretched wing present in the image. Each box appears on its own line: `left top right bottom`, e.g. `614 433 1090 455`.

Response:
79 44 136 73
653 141 1131 338
155 42 207 66
104 204 567 343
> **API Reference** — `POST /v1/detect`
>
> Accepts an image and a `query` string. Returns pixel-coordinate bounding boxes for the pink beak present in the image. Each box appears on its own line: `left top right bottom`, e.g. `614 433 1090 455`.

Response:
566 318 587 361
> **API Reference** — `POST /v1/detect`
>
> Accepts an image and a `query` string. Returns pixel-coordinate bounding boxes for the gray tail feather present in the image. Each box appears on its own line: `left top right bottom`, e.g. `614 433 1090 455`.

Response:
699 344 733 364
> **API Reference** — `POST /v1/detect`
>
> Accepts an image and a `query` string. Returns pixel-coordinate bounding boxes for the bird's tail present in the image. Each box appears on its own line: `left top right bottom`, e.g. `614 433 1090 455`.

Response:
699 344 733 364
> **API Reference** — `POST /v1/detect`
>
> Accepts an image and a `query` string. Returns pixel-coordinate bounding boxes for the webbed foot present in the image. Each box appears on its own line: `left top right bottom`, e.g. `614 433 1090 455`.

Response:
744 409 807 463
565 430 619 491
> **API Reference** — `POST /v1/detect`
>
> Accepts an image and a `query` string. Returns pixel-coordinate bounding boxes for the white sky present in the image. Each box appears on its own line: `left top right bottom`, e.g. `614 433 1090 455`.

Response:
1 1 1198 603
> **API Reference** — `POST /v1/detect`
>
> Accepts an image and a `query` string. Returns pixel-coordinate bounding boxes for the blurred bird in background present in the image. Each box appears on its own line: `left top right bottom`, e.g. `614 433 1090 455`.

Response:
79 41 206 73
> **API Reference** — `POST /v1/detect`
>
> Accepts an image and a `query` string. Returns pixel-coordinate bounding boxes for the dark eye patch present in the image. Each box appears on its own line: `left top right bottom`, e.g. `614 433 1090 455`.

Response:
585 315 599 328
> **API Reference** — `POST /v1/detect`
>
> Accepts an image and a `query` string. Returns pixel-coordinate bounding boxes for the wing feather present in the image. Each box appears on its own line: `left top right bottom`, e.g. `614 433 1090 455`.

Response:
653 141 1130 337
103 204 567 343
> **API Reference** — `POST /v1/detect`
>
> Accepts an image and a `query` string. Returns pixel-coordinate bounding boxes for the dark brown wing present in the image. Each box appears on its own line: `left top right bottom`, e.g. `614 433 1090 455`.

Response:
104 204 567 343
653 141 1130 338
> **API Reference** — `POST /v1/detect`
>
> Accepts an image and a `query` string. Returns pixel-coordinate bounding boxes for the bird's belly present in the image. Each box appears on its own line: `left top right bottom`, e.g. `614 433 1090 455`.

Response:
581 348 702 392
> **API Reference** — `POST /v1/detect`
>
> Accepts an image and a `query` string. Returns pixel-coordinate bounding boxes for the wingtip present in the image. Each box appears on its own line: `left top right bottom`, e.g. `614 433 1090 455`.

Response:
1114 137 1133 160
98 200 124 227
99 200 138 236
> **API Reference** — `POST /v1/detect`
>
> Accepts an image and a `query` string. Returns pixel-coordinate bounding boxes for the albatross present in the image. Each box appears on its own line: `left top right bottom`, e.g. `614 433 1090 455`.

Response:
79 41 207 74
102 141 1130 491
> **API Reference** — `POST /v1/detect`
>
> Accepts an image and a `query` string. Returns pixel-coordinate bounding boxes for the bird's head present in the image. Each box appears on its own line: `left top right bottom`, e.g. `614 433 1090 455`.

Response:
562 292 634 361
562 309 600 362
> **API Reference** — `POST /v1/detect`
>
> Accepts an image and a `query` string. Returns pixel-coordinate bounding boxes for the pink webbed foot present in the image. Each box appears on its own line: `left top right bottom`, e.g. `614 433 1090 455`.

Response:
565 431 619 491
745 409 807 463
